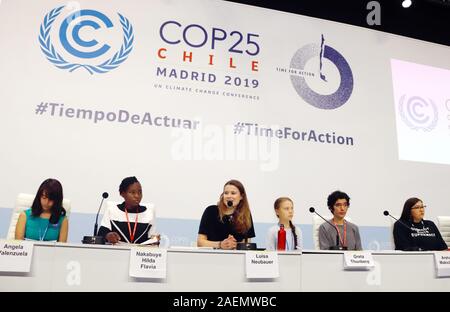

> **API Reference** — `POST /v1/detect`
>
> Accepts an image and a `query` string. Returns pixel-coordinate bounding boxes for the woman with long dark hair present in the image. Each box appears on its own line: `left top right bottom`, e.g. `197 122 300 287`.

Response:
15 178 68 242
394 197 447 251
197 179 255 249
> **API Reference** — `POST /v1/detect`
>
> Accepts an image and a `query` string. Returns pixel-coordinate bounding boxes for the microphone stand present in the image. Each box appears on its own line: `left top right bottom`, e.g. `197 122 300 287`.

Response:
82 192 109 245
310 207 347 250
236 236 257 250
226 200 257 250
383 211 422 251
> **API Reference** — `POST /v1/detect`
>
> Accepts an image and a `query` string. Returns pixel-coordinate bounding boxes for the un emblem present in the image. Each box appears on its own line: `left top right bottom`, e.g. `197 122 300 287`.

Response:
39 6 134 74
398 95 438 132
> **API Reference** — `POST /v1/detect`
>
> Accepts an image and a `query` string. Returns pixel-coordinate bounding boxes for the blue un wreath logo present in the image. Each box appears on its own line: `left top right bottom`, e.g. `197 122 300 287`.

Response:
39 6 134 74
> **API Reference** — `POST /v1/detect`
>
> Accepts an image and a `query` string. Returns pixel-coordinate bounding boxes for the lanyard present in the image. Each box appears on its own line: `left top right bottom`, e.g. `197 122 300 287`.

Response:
333 220 347 247
39 223 50 241
125 207 139 243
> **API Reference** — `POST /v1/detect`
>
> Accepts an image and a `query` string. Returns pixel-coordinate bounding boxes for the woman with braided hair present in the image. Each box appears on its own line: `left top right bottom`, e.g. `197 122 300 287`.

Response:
266 197 302 251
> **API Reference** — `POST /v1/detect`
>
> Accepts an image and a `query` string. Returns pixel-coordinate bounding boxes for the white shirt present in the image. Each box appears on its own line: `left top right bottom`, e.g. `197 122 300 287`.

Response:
266 224 302 251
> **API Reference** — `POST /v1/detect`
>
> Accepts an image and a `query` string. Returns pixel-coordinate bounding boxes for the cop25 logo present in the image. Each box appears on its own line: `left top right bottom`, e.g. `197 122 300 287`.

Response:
39 6 134 74
290 35 353 110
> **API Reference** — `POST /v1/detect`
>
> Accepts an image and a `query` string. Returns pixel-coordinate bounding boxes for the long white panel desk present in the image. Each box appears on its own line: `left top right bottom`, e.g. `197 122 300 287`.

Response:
301 250 450 291
0 242 301 291
1 243 449 291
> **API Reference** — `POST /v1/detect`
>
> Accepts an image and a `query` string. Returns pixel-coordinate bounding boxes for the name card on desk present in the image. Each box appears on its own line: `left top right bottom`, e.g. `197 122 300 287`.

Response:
343 251 374 271
245 251 279 279
129 248 167 279
434 252 450 278
0 240 34 273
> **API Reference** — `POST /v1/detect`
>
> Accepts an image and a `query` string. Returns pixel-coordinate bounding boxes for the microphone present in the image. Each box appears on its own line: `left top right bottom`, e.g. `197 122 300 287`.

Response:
383 210 422 251
82 192 109 245
309 207 347 250
383 210 412 232
226 201 234 223
225 199 256 250
94 192 109 235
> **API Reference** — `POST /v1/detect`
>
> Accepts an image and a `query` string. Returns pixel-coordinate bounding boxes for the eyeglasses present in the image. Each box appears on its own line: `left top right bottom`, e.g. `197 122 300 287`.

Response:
411 205 426 210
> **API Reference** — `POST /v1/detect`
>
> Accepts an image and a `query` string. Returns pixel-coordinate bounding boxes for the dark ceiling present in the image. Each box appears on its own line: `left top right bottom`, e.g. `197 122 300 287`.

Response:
226 0 450 47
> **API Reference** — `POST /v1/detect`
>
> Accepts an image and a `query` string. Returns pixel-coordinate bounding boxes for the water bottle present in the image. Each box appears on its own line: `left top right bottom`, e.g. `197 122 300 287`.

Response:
277 224 286 250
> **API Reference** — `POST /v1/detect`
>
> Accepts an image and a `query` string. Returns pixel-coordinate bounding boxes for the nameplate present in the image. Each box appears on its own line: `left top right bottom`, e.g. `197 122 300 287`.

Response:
434 252 450 278
245 251 279 279
343 251 374 271
0 240 34 273
129 247 167 279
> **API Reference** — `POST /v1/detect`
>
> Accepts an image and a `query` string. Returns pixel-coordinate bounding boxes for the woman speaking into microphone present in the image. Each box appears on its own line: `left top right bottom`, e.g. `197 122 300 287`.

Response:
197 179 255 250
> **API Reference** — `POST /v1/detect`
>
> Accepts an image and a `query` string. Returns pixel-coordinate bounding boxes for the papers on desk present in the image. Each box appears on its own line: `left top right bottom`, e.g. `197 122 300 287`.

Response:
116 236 159 246
138 237 159 245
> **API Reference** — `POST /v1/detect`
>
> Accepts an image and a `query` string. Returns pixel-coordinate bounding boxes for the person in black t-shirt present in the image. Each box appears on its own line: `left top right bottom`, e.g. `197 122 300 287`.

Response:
197 179 255 249
393 197 447 251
